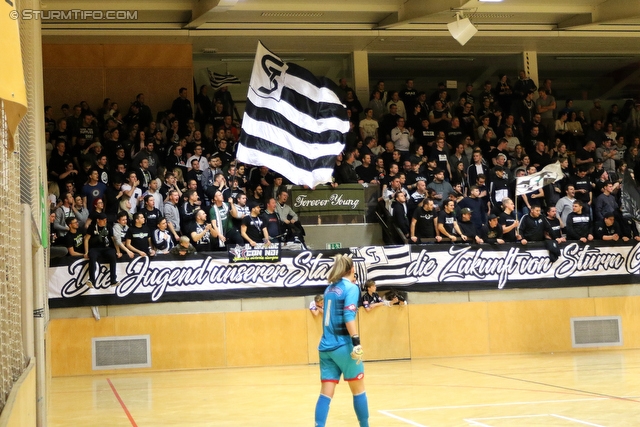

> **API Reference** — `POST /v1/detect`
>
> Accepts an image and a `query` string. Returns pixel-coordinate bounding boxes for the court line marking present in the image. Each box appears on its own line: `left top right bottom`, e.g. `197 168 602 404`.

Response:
551 413 606 427
380 396 609 412
464 414 550 427
106 378 138 427
432 363 640 404
378 410 428 427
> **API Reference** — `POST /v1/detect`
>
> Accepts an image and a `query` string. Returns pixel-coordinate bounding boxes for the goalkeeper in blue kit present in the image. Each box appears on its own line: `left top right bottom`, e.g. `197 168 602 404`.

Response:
314 254 369 427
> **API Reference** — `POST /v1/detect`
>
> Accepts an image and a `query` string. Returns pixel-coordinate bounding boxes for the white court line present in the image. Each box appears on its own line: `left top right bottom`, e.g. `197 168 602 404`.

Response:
463 419 492 427
551 414 607 427
380 397 609 412
469 414 550 420
378 410 428 427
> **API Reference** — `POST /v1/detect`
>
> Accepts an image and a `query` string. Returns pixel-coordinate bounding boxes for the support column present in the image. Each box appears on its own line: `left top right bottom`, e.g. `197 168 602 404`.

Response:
522 51 539 91
352 51 370 104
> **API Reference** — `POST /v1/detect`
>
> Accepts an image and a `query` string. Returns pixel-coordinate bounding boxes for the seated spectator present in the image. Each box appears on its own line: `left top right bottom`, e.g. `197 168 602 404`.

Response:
479 213 505 244
125 212 155 257
309 294 324 317
519 205 545 245
153 217 176 254
334 149 363 184
170 235 197 256
63 217 84 257
83 212 119 288
566 201 593 242
594 212 629 242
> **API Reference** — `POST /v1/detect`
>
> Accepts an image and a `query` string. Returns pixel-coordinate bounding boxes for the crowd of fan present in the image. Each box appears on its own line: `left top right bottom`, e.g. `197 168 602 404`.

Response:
47 85 306 266
46 71 640 267
331 73 640 247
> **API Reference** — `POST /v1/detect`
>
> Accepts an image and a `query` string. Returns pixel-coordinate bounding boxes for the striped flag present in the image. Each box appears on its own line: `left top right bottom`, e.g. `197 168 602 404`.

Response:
621 170 640 221
207 69 241 90
516 161 563 195
237 41 349 188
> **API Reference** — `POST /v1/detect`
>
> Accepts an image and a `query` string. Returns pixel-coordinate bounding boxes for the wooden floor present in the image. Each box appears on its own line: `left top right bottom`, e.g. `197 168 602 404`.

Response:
49 350 640 426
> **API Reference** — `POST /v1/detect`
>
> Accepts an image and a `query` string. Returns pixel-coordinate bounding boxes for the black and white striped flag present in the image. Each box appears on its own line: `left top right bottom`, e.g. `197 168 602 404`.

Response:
207 69 241 90
237 41 348 188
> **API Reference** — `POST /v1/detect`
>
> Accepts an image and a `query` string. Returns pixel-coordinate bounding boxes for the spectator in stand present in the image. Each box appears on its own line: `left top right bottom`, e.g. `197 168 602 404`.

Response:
125 212 155 257
437 199 466 242
519 205 545 245
112 211 134 259
594 181 619 222
427 168 453 202
53 192 76 239
83 212 119 288
555 184 576 228
499 197 520 242
240 201 271 247
163 189 182 242
171 87 193 133
457 186 486 231
64 217 84 257
73 195 89 231
544 206 565 244
153 217 175 254
209 190 244 249
479 213 504 244
170 235 197 256
458 208 483 243
141 194 162 231
594 211 629 242
335 149 363 184
566 201 593 242
410 198 441 243
391 192 410 240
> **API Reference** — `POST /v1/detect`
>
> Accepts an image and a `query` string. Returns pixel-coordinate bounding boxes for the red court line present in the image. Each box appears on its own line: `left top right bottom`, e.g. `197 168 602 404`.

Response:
107 378 138 427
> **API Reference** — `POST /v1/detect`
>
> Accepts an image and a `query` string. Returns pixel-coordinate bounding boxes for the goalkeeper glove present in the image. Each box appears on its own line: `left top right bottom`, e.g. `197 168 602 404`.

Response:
350 335 363 364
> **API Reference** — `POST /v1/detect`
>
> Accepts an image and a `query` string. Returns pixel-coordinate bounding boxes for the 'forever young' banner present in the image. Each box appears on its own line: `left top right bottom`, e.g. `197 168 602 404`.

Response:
48 241 640 308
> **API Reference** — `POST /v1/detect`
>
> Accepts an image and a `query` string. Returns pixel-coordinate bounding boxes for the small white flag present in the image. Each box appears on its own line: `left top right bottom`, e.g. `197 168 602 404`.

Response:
516 161 564 195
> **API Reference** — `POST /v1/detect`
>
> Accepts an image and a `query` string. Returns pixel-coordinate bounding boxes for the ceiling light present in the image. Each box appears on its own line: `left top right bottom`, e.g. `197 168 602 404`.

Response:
447 12 478 46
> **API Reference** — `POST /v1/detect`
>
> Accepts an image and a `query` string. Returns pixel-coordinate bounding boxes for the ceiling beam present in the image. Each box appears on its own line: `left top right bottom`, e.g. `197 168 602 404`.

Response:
598 66 640 100
185 0 238 29
593 0 640 23
377 0 470 29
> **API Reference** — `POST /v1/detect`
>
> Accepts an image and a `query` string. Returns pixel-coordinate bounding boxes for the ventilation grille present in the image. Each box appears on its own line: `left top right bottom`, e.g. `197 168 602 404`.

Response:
571 317 622 348
92 336 151 370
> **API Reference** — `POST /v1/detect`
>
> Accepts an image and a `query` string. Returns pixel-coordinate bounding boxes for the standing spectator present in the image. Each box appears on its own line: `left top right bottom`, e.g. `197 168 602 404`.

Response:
536 89 556 142
479 213 504 244
513 70 537 99
171 87 193 133
589 99 607 124
410 198 441 243
112 211 134 259
519 205 545 245
437 200 466 242
499 197 520 242
566 201 593 242
555 184 576 227
83 212 119 288
240 201 270 247
209 191 244 249
64 218 84 257
125 212 155 257
153 217 176 254
163 189 182 242
81 169 107 214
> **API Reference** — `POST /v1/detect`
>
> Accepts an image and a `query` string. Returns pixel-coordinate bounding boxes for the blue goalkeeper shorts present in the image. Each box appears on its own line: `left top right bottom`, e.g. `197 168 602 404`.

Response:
319 344 364 383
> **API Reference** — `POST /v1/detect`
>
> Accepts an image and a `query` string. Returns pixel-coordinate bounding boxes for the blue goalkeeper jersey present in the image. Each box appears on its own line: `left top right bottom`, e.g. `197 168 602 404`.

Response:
318 278 360 352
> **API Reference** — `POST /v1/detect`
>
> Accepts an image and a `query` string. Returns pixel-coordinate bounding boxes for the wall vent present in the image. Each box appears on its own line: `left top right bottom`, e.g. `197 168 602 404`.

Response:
571 316 622 348
92 335 151 370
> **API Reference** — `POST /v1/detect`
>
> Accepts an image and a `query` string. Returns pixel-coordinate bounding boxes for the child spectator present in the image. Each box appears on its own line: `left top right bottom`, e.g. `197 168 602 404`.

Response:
309 294 324 317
